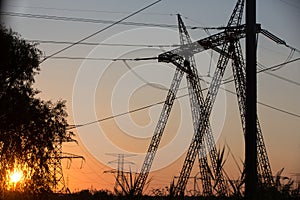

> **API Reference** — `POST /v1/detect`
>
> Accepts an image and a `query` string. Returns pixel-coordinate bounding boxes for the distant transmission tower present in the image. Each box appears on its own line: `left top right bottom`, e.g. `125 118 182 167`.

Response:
49 131 84 193
104 153 136 195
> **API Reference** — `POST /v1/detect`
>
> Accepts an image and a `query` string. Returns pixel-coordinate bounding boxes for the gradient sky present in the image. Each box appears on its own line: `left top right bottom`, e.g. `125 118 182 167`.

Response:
2 0 300 193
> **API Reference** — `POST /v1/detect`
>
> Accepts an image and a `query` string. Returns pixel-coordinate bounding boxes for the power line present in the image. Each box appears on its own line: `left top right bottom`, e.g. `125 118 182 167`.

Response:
67 94 175 130
1 11 177 27
219 58 300 88
50 56 145 61
0 11 220 30
257 62 300 87
68 59 300 130
5 4 175 16
48 55 300 69
222 87 300 118
50 56 158 61
49 55 300 87
262 71 300 87
27 39 180 48
279 0 300 10
68 84 300 130
27 5 298 129
182 14 300 55
258 57 300 73
258 102 300 118
122 60 170 91
46 46 300 88
67 58 300 129
38 0 163 63
181 13 300 57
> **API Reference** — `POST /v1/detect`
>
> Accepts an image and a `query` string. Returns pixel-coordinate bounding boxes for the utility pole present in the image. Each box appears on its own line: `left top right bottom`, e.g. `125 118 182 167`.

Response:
245 0 258 199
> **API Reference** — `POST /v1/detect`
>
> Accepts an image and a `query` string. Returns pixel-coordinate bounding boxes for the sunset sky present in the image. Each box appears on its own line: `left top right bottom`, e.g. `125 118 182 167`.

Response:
2 0 300 193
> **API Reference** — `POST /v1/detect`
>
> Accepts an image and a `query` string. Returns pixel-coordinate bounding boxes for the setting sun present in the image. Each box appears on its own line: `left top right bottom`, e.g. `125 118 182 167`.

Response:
9 170 23 184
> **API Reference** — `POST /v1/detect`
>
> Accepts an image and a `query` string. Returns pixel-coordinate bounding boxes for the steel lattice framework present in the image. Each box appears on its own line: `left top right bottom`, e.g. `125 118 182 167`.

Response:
176 14 227 196
168 0 246 196
133 0 282 196
49 132 84 193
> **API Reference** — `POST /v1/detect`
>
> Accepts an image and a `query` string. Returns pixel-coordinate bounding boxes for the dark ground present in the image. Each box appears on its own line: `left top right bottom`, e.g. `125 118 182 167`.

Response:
1 189 299 200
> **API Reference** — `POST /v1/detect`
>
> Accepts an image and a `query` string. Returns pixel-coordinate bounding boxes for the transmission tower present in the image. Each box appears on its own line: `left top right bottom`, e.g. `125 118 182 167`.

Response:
133 0 290 196
133 13 227 197
49 131 84 193
133 1 244 195
158 0 288 195
177 14 227 196
105 153 136 195
169 1 246 196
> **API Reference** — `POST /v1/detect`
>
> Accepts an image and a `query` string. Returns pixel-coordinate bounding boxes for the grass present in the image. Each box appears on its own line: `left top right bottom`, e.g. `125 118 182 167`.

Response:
1 183 299 200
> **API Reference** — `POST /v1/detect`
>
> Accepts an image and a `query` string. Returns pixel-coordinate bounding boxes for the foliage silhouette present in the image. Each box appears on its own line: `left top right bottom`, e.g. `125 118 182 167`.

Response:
0 24 69 194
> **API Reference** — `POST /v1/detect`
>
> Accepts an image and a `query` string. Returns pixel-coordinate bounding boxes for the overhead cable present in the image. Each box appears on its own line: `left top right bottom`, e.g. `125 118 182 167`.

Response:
1 11 222 30
258 57 300 73
68 57 300 130
257 62 300 87
5 5 175 16
37 0 163 63
27 39 180 48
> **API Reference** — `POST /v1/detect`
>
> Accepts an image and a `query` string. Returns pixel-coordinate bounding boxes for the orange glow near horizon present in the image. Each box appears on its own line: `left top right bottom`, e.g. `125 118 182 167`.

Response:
7 168 24 190
9 170 23 184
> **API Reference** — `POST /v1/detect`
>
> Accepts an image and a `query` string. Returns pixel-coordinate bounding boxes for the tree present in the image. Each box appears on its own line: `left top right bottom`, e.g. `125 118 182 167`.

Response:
0 24 69 194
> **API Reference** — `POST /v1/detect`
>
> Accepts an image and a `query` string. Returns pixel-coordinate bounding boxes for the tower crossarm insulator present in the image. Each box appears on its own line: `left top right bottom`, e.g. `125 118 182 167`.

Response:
158 24 261 74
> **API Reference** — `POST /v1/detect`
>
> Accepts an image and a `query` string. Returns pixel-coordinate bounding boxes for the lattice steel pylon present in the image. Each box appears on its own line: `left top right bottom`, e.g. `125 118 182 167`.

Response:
133 66 184 195
49 131 84 193
177 14 227 196
133 12 230 197
105 153 136 195
169 0 245 196
158 0 280 195
133 0 286 196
